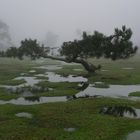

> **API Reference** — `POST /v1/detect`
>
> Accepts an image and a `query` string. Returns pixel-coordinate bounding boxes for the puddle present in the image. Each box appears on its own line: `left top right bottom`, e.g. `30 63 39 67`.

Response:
0 96 67 105
124 109 140 119
125 131 140 140
36 65 62 70
100 106 139 118
20 91 33 97
15 112 32 118
74 69 83 71
76 84 140 99
101 69 109 72
35 74 48 77
0 62 140 105
46 72 87 82
122 67 135 70
60 61 81 65
64 128 76 132
29 70 36 73
20 73 26 76
14 76 41 86
94 82 104 84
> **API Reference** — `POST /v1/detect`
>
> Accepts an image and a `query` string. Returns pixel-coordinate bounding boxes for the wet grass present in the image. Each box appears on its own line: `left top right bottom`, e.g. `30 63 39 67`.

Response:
129 91 140 97
54 64 87 76
36 81 80 97
49 55 140 85
0 98 140 140
88 55 140 85
0 58 34 85
1 79 26 86
0 87 18 100
0 56 140 139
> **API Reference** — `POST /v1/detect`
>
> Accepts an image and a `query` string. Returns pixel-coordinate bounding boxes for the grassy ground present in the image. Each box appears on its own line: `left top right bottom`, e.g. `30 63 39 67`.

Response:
129 91 140 97
88 55 140 85
0 87 18 100
53 55 140 85
0 98 140 140
36 81 80 97
54 64 87 76
0 56 140 140
0 58 34 85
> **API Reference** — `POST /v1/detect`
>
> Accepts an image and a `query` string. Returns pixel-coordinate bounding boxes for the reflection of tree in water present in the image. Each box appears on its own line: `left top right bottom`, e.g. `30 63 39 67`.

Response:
78 82 89 91
24 96 40 102
100 105 137 117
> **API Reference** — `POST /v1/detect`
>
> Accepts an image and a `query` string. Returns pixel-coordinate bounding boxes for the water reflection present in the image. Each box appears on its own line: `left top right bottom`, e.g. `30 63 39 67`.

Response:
100 106 137 117
0 96 67 105
125 131 140 140
35 65 62 70
15 112 32 118
14 76 41 86
46 72 87 82
77 84 140 99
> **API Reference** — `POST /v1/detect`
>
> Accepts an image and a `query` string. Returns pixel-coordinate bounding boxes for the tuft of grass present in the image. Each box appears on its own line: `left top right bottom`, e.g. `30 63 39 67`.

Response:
129 91 140 97
0 58 34 85
0 79 26 86
36 81 80 97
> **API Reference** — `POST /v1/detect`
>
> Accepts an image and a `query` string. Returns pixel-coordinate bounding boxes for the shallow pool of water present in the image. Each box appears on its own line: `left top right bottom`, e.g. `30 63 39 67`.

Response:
0 96 67 105
36 65 62 70
29 70 36 73
124 109 140 119
77 84 140 99
125 131 140 140
64 128 76 132
15 112 32 118
122 67 135 70
14 76 41 86
46 72 87 82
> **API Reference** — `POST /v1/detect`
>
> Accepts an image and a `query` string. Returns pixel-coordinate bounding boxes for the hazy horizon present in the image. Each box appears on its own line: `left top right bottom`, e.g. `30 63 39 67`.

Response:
0 0 140 47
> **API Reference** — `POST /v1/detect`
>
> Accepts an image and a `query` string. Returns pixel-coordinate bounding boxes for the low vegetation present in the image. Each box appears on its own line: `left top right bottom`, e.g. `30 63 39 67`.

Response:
0 55 140 140
0 58 34 85
0 98 140 140
36 81 80 97
129 91 140 97
0 87 18 100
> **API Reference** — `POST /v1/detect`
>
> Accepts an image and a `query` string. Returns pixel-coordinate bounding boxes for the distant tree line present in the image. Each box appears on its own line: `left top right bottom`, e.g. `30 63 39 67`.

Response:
0 26 138 73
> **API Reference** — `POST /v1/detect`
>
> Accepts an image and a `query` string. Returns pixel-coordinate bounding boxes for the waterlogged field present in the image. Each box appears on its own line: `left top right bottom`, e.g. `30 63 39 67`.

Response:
0 55 140 140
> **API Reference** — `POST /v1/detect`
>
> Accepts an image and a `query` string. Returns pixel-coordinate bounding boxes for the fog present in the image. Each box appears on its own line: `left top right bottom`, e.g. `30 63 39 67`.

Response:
0 0 140 47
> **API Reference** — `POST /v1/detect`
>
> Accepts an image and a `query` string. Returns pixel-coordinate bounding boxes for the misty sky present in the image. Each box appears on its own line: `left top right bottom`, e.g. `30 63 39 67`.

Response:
0 0 140 46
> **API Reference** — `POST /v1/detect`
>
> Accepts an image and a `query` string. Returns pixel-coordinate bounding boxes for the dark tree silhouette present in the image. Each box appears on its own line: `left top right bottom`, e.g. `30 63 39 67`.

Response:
4 26 138 73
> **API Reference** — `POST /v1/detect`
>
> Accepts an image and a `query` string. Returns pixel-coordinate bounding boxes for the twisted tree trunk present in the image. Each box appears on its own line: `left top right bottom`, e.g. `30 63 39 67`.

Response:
43 55 100 73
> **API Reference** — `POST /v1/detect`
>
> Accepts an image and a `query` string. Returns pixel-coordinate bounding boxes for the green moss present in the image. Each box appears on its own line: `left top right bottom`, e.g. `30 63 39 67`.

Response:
36 81 80 97
0 79 26 86
129 91 140 97
54 65 87 76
